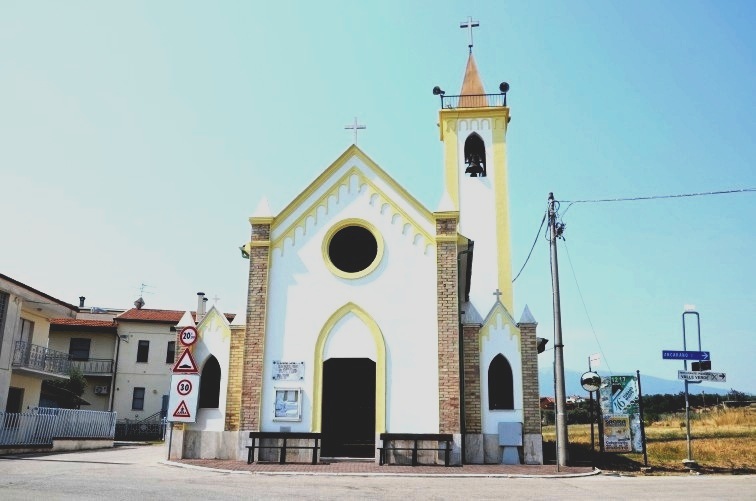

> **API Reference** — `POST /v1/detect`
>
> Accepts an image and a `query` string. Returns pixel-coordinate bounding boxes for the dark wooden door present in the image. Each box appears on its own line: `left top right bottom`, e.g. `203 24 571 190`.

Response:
321 358 375 457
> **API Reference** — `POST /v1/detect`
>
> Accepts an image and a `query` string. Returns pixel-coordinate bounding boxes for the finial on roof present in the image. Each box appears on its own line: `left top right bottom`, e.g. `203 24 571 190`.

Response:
436 191 456 212
252 197 272 218
519 305 537 325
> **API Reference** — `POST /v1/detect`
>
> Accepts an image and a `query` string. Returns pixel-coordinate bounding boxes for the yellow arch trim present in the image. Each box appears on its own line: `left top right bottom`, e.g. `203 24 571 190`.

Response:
311 303 386 433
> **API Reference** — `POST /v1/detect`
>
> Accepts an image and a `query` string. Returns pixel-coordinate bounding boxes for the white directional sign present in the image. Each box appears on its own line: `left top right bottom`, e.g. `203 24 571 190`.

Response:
678 370 726 382
167 374 200 422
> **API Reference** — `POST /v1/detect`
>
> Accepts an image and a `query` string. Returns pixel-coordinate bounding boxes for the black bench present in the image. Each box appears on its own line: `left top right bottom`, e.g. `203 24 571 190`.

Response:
378 433 454 466
247 432 321 465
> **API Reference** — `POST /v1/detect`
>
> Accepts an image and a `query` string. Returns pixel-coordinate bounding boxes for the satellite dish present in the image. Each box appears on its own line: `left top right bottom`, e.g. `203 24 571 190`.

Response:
432 86 445 96
499 82 510 93
581 371 601 392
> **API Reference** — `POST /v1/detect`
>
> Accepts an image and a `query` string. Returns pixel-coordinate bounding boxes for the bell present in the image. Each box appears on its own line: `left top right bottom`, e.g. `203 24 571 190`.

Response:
465 157 484 177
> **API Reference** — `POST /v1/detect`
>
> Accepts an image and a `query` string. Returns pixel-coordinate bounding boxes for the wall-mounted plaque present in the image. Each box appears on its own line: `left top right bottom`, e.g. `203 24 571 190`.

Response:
272 361 305 381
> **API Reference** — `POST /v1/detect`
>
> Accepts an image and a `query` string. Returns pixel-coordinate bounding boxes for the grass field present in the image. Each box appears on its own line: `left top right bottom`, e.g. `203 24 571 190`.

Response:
542 408 756 474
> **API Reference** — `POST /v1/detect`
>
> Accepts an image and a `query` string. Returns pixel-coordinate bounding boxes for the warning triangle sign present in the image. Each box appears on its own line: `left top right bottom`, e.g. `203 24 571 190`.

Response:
172 349 199 373
173 400 191 418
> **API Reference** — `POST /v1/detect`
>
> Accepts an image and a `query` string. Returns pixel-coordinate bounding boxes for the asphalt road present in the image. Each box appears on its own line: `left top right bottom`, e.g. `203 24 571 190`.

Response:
0 444 753 500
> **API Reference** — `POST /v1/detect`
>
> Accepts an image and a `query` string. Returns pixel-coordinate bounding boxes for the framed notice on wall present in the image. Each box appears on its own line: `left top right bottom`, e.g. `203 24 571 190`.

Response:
273 388 302 421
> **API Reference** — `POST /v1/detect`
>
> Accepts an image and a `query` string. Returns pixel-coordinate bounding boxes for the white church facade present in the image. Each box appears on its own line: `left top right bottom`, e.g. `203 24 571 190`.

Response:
171 51 543 465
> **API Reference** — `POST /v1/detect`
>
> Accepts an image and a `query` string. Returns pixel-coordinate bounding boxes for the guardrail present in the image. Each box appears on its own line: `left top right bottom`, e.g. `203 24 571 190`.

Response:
0 407 116 446
439 93 507 109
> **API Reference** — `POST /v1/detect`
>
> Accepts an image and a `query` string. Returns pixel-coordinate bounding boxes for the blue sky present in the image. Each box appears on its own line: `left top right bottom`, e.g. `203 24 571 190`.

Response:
2 1 754 393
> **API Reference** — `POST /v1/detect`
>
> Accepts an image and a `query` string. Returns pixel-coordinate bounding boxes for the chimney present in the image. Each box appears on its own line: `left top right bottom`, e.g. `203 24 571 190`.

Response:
197 292 205 322
202 297 208 316
79 296 86 308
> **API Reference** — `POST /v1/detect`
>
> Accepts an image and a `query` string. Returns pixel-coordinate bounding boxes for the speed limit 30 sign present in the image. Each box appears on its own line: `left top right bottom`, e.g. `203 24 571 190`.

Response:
167 374 199 423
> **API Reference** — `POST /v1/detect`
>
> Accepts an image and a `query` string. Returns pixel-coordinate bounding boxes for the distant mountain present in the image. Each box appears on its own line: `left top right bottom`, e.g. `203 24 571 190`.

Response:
538 367 731 397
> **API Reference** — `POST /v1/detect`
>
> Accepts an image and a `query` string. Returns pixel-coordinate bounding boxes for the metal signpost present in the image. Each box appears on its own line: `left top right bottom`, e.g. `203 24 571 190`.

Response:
681 308 700 469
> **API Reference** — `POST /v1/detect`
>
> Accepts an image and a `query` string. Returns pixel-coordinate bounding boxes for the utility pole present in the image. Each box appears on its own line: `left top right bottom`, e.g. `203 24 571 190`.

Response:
548 192 569 467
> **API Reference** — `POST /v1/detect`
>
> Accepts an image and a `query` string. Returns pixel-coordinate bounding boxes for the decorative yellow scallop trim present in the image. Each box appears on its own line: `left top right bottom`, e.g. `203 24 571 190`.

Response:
479 301 521 352
311 303 386 433
276 145 433 228
322 219 384 279
271 166 433 253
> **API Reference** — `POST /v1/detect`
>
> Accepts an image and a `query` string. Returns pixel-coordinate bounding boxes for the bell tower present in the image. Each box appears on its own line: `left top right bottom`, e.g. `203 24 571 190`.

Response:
437 51 513 315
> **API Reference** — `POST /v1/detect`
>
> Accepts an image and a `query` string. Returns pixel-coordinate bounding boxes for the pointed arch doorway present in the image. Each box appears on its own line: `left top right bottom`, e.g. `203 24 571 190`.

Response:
321 358 375 457
312 303 387 459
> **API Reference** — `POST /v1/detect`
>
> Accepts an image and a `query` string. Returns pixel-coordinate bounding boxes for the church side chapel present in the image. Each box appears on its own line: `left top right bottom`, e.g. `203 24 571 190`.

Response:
172 31 544 466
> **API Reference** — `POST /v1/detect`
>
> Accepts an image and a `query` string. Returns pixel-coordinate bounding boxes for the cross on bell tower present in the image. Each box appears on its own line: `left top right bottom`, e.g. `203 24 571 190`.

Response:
460 17 480 53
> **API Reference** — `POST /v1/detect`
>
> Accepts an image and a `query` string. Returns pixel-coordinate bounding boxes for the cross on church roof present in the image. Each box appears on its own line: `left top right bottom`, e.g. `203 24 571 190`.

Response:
211 295 220 305
460 16 480 53
344 117 366 145
493 289 503 300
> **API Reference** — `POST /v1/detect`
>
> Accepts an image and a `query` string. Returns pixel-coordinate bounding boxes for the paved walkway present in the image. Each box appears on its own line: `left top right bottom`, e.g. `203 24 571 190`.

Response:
169 458 598 478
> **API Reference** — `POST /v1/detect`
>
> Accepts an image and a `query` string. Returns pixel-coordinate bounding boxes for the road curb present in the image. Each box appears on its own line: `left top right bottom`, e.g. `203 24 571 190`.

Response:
160 460 602 478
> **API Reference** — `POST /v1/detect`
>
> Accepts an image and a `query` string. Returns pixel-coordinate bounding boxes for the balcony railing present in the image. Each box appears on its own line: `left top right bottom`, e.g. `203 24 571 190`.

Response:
12 341 70 377
70 358 115 375
439 93 507 109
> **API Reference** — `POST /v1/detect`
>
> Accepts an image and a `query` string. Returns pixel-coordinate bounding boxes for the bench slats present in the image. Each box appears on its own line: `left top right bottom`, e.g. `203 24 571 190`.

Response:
378 433 454 467
247 432 321 465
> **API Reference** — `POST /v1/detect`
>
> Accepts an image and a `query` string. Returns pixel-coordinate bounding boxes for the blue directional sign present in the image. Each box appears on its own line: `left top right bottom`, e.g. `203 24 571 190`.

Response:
662 350 710 360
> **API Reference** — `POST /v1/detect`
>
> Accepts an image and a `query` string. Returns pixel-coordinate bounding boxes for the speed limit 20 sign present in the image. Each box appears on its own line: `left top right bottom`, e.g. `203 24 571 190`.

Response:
179 326 198 347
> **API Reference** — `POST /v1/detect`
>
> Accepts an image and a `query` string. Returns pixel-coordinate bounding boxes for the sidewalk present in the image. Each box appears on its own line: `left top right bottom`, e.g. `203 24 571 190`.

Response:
167 458 599 478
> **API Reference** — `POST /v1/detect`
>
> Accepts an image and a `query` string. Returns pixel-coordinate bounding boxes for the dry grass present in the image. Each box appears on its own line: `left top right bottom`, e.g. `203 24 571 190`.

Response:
542 408 756 473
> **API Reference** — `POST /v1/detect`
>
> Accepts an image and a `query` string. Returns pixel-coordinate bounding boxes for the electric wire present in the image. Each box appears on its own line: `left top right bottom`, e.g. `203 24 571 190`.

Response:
512 211 547 283
562 239 613 375
560 188 756 217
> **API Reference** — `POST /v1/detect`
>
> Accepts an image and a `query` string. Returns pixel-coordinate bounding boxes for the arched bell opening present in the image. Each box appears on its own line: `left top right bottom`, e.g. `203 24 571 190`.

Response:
464 133 486 177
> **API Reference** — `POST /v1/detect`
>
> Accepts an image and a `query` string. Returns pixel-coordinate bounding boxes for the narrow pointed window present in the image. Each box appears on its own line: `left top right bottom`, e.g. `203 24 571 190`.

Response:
199 356 221 408
464 133 486 177
488 354 514 410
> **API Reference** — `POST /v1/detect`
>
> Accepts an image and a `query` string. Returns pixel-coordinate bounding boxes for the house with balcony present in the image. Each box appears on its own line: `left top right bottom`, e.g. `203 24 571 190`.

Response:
0 273 79 413
47 317 119 412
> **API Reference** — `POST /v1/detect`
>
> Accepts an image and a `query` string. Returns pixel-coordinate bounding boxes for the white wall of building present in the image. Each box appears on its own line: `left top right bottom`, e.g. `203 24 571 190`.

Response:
261 157 439 433
479 312 524 434
113 322 174 420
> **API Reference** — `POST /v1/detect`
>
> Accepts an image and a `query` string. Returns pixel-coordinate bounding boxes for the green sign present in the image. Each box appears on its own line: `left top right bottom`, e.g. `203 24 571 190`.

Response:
599 375 642 453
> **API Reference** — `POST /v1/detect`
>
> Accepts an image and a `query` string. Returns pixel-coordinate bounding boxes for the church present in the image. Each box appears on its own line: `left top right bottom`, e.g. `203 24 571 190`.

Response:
172 44 544 466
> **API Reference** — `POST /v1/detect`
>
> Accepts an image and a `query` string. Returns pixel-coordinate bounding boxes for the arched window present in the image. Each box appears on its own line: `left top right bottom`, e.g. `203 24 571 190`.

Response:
488 354 514 410
198 355 221 409
464 133 486 177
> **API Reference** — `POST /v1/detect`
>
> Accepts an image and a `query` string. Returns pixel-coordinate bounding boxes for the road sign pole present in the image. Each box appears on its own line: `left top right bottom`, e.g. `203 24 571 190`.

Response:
682 309 701 469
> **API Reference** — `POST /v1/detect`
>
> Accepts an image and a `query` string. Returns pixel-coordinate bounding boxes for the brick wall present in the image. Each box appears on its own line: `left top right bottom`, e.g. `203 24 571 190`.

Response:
240 221 271 431
462 324 481 433
224 327 245 430
518 322 541 435
435 214 460 434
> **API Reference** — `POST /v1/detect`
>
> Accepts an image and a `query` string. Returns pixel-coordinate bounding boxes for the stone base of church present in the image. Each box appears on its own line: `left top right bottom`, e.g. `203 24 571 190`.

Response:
463 433 543 464
171 429 246 460
523 433 544 465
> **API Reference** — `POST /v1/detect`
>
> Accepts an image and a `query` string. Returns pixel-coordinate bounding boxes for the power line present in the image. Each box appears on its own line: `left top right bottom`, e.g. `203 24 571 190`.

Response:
562 239 613 375
512 211 547 283
562 187 756 204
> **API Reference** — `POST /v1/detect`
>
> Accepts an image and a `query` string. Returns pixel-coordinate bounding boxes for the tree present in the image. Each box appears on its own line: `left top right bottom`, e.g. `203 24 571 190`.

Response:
45 366 87 409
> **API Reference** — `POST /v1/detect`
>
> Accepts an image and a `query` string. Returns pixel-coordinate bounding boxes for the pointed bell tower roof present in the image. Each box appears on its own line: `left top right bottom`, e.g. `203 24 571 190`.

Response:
460 53 485 95
458 53 486 108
